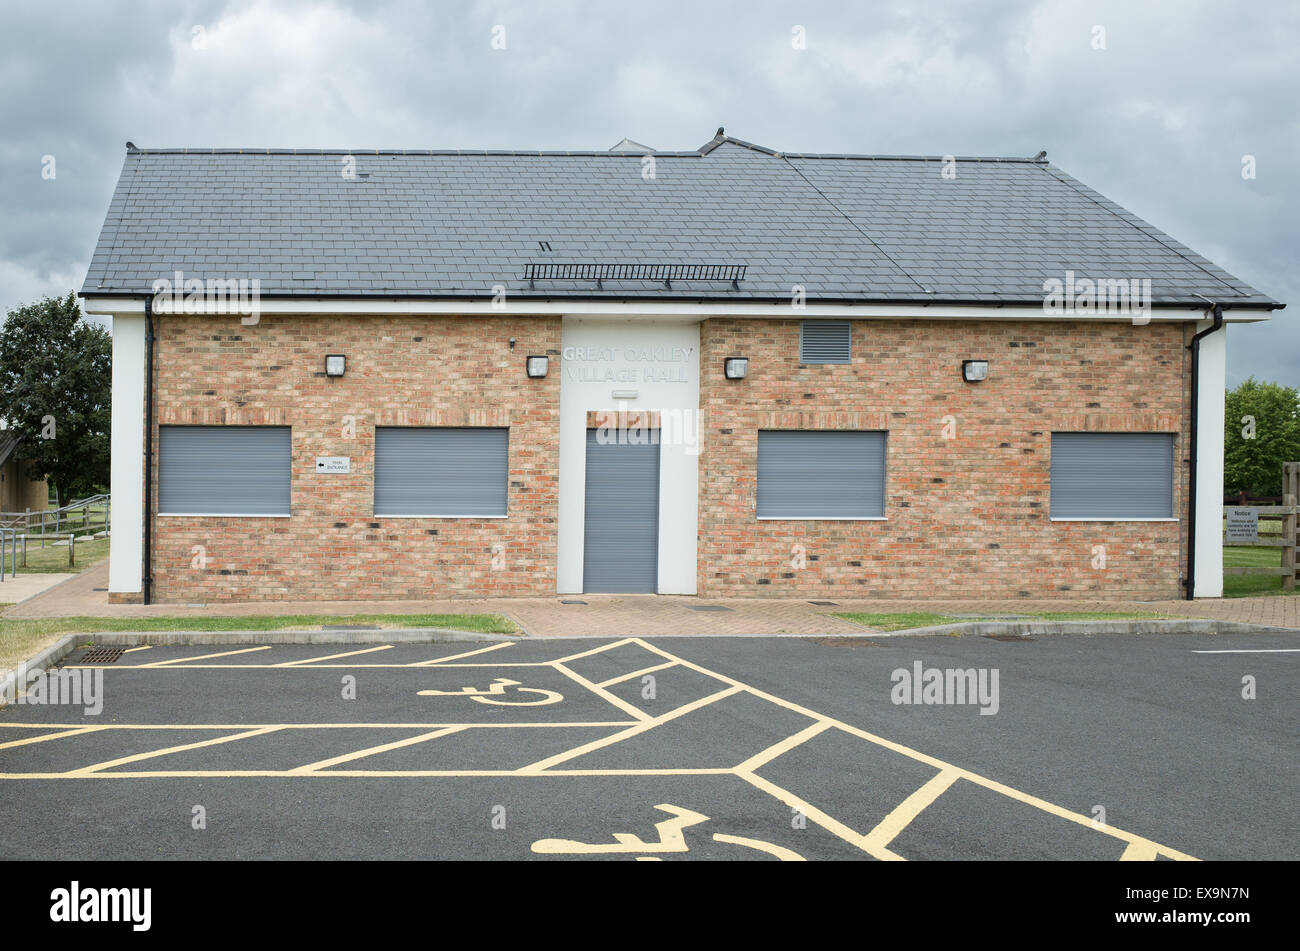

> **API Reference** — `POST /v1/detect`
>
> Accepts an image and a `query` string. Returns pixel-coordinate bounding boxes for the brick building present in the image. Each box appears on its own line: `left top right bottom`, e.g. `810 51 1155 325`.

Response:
0 434 49 514
80 131 1282 604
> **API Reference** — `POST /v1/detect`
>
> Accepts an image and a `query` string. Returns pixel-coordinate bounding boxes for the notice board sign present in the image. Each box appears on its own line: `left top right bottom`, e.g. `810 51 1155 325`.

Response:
315 456 351 474
1225 507 1259 544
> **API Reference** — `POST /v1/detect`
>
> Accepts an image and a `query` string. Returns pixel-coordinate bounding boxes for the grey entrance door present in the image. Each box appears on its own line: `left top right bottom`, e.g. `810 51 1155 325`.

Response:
583 429 660 593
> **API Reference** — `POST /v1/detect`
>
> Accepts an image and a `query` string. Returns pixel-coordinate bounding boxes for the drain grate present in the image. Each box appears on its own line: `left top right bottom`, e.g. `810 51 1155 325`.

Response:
688 605 733 613
559 599 587 605
79 647 125 663
982 634 1037 642
808 600 839 607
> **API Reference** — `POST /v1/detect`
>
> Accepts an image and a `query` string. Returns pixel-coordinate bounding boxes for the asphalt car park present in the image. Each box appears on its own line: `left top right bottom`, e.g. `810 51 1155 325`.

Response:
0 628 1295 860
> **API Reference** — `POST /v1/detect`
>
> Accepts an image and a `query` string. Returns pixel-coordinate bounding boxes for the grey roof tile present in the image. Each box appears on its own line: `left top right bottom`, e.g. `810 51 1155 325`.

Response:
78 136 1281 308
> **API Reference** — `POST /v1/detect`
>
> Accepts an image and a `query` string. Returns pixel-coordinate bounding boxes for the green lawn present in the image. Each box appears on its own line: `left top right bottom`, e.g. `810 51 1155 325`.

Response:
831 610 1165 632
1223 545 1298 598
13 536 110 573
0 612 518 672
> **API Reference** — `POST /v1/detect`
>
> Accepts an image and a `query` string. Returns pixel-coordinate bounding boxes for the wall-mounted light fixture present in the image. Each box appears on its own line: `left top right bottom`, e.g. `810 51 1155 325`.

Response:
962 359 989 383
526 355 549 378
325 354 346 377
724 356 749 380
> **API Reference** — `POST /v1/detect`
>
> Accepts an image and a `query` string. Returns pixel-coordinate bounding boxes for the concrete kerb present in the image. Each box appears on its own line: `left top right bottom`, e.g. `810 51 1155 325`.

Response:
856 619 1300 639
79 627 515 646
0 634 80 709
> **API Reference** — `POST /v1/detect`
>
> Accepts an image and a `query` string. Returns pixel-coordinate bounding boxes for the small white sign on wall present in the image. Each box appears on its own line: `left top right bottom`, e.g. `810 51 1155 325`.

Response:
1225 507 1259 544
315 456 351 474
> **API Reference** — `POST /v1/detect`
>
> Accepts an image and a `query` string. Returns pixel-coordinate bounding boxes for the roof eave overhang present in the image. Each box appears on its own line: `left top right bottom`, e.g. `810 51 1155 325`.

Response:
80 293 1281 322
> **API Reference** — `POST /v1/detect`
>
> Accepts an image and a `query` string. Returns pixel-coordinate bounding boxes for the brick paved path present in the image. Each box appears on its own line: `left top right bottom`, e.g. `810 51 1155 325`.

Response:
5 560 1298 634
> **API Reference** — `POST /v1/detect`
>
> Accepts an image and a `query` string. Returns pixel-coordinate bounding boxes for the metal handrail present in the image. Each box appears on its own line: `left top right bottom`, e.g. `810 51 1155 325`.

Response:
0 528 15 581
0 493 110 540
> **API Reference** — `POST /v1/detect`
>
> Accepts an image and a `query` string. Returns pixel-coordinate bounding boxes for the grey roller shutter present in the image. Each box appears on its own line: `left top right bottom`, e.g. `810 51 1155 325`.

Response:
1050 433 1174 519
583 430 659 593
374 427 508 517
800 320 852 363
158 426 291 516
757 430 886 518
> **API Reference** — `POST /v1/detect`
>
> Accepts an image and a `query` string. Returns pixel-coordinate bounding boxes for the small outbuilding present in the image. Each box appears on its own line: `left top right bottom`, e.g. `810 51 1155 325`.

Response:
80 130 1284 604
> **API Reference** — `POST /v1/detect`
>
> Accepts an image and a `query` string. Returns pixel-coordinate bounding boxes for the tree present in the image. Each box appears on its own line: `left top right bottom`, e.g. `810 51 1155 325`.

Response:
0 292 111 501
1224 377 1300 498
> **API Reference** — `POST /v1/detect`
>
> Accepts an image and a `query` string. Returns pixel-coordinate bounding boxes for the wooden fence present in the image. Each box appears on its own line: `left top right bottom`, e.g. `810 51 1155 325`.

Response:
1223 462 1298 592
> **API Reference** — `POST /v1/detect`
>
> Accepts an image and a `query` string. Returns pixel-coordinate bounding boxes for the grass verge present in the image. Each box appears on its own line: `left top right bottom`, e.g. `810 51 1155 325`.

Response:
831 610 1167 633
1223 546 1299 598
0 612 518 672
10 537 110 573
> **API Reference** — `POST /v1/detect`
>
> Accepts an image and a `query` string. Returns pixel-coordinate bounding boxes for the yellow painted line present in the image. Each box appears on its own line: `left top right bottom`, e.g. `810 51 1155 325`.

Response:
713 832 805 862
552 661 652 722
0 726 107 750
66 662 546 670
550 638 637 665
66 727 282 775
632 638 1198 862
597 660 678 688
954 768 1200 861
732 720 832 774
0 721 638 730
736 769 900 861
406 642 515 666
862 768 961 854
124 646 153 653
274 646 394 667
289 726 464 773
1120 841 1160 861
136 646 272 667
0 767 737 779
519 685 742 774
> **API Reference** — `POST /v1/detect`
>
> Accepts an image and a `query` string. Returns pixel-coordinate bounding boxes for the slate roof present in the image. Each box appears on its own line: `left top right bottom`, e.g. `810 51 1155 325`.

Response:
79 130 1281 309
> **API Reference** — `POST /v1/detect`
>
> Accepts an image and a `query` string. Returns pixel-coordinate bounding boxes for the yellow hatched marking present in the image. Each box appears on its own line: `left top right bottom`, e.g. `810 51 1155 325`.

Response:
862 768 961 854
289 727 464 773
552 662 651 722
712 833 805 862
274 646 393 667
597 661 677 688
406 642 515 666
733 721 832 774
0 638 1203 862
518 685 741 774
550 638 637 665
629 638 1197 862
66 727 282 775
1120 841 1160 861
736 769 900 861
137 646 272 667
0 726 106 750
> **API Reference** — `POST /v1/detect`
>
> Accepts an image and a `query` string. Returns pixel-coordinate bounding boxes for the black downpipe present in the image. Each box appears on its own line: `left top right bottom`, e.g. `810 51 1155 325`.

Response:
143 297 154 605
1186 304 1224 600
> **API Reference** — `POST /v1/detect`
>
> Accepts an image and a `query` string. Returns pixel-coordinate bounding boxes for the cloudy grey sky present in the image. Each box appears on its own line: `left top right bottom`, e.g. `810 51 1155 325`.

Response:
1 0 1295 386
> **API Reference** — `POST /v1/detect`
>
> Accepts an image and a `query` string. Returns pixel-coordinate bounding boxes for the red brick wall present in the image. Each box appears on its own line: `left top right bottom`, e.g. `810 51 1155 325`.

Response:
145 312 1193 602
697 317 1191 599
149 314 561 602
